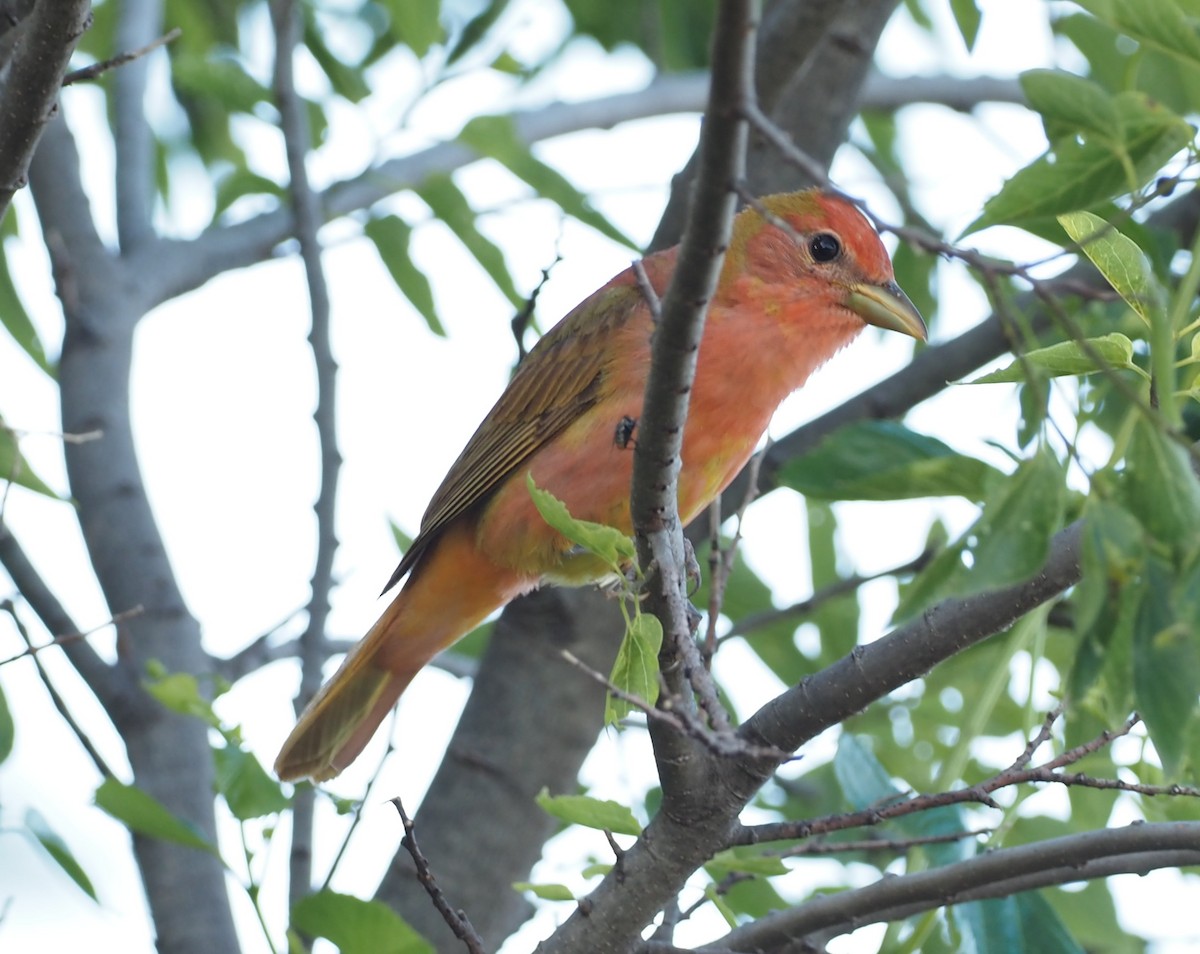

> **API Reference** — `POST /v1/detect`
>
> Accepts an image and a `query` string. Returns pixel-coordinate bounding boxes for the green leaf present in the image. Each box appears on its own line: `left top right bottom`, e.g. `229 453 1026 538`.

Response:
777 422 1003 504
1021 70 1119 142
447 0 511 65
0 237 51 374
896 450 1066 617
893 524 966 622
954 892 1084 954
458 115 638 250
213 169 284 220
364 215 445 336
807 501 859 662
1075 0 1200 71
0 422 60 498
526 474 636 570
964 91 1192 235
213 745 290 820
513 881 575 900
949 0 982 51
705 847 788 878
172 55 270 114
390 520 414 554
303 15 372 102
605 612 663 725
416 174 522 306
562 0 715 71
25 809 97 901
1120 418 1200 559
143 671 221 728
967 333 1136 384
835 734 973 866
1058 211 1160 322
1133 557 1200 776
834 733 902 808
94 778 218 856
0 682 11 764
1071 501 1146 708
967 447 1066 588
291 890 432 954
1047 881 1140 954
379 0 442 57
694 542 810 684
535 788 643 835
1017 372 1050 447
779 421 1001 501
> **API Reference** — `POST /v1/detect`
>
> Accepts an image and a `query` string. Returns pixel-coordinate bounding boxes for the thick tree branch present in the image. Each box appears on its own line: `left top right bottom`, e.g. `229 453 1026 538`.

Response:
30 102 238 954
0 0 90 224
23 115 123 317
379 5 914 948
538 4 759 952
631 0 755 793
0 522 139 717
717 822 1200 950
136 74 714 307
112 0 161 251
136 67 1023 308
651 0 901 250
378 587 625 949
738 519 1082 754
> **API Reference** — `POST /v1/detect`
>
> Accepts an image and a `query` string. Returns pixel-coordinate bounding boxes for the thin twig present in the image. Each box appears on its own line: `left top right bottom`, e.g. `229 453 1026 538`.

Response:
62 27 181 86
722 547 933 642
776 827 993 858
1 600 115 777
319 708 401 891
391 797 488 954
631 258 662 321
511 245 562 363
560 649 787 763
270 0 341 907
702 442 769 667
735 711 1184 847
744 102 1200 470
0 604 143 666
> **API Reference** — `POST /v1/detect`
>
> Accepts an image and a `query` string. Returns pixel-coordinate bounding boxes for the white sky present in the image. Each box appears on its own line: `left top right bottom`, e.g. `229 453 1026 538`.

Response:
0 0 1196 951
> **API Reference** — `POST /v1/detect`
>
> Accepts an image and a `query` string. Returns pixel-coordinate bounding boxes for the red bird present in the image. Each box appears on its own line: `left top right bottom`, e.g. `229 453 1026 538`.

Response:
276 189 926 781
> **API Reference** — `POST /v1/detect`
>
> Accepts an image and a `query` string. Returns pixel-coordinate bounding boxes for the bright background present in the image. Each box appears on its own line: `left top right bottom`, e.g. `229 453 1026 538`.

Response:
0 0 1194 950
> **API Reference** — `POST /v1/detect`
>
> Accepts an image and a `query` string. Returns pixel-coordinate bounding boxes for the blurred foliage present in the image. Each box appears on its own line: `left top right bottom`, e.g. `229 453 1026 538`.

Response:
3 0 1200 951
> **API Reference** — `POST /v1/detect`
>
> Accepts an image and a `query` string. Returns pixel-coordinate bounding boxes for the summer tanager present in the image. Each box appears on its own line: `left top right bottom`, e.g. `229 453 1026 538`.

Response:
275 189 926 782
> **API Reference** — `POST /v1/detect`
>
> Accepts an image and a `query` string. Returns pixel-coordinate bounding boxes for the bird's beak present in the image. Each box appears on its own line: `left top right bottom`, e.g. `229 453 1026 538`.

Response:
847 280 927 341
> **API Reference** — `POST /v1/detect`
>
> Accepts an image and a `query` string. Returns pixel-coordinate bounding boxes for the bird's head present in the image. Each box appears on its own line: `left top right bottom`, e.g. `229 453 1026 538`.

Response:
721 190 927 342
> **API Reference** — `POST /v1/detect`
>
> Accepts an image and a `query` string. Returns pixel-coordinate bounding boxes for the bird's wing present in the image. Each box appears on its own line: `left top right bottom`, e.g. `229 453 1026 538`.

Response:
383 276 645 591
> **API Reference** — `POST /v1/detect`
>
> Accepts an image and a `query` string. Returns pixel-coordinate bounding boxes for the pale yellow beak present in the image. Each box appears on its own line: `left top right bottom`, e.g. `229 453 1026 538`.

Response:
847 280 927 341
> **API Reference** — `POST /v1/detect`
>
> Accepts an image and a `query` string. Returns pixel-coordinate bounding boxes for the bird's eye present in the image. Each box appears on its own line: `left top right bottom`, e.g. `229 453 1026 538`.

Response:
809 233 841 263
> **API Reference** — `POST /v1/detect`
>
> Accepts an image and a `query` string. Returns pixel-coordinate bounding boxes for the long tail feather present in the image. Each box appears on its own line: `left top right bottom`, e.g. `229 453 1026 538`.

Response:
274 522 527 782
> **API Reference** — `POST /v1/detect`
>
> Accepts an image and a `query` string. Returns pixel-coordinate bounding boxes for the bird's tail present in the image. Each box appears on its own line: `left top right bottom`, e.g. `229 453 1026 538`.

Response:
274 522 527 782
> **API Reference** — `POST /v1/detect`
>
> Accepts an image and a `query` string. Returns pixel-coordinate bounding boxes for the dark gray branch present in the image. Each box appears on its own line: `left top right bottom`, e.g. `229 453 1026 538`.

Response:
631 0 755 792
377 5 912 950
539 3 758 952
651 0 901 250
718 822 1200 950
0 0 90 224
737 519 1081 755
